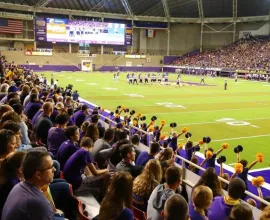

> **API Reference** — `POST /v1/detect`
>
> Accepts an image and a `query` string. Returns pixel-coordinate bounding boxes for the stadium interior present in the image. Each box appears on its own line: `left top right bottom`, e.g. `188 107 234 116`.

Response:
0 0 270 220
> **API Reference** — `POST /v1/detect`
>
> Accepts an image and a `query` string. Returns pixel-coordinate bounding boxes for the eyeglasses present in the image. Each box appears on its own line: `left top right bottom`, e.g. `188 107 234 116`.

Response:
38 165 55 172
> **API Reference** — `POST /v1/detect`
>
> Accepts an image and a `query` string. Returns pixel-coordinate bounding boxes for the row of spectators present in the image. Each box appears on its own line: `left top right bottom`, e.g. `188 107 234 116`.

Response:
0 59 269 220
173 36 270 71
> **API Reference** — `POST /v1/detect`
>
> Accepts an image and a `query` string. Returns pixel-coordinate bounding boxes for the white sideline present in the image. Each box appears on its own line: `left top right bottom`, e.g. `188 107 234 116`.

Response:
210 134 270 142
144 106 270 115
79 97 270 191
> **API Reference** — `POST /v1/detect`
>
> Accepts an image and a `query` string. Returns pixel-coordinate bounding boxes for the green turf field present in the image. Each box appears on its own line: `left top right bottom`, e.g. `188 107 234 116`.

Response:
40 71 270 169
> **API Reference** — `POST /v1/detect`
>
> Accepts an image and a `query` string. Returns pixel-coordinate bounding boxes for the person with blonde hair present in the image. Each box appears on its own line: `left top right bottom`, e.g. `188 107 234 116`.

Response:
260 205 270 220
133 159 162 212
189 186 213 220
99 171 134 220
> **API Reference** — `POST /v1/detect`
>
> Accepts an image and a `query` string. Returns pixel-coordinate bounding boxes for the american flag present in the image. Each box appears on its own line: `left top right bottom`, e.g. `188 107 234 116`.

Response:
0 18 23 34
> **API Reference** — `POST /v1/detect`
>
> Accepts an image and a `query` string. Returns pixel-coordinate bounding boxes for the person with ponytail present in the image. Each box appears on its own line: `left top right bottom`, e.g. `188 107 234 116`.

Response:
0 151 26 216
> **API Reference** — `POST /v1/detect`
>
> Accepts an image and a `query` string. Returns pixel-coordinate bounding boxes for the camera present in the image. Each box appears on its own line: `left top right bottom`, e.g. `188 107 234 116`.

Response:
234 145 243 153
217 156 226 164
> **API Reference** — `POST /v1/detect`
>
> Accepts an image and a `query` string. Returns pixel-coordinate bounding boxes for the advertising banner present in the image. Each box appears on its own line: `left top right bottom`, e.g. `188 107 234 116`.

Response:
125 27 132 46
35 17 47 42
24 51 53 56
81 60 92 71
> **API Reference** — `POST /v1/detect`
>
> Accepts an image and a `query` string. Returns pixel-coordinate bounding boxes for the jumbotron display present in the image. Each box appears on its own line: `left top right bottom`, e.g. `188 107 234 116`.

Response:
45 18 126 45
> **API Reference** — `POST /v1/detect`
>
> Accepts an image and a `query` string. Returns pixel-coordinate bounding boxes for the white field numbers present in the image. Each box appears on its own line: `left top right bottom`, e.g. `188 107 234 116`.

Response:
156 102 186 109
216 118 259 128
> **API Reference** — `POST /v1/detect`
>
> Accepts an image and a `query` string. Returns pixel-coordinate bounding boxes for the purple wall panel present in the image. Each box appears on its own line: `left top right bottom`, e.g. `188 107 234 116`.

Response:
99 66 162 72
21 65 80 72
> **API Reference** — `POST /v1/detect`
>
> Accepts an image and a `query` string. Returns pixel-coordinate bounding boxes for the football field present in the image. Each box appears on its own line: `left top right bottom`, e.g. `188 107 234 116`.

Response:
40 71 270 169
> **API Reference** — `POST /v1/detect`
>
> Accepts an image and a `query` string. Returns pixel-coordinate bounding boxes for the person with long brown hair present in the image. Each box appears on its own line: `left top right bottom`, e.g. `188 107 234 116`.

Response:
193 167 223 198
85 123 99 142
0 151 26 216
133 159 162 212
99 171 134 220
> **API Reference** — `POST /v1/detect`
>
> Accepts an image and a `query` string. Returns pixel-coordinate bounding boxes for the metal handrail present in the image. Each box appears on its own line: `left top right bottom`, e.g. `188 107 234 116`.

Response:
85 103 270 206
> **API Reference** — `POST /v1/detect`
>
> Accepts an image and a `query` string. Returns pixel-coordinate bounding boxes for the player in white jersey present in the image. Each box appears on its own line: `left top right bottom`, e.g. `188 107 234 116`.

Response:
176 77 181 87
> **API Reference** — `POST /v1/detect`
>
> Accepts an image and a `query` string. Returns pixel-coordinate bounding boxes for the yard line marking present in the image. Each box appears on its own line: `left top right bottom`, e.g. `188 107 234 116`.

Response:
76 79 85 82
103 87 118 91
86 83 98 86
228 163 237 166
162 117 270 126
250 125 260 128
144 106 270 115
211 134 270 142
67 77 72 79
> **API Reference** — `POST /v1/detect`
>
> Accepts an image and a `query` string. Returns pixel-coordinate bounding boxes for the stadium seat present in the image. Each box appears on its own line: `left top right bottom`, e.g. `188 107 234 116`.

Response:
78 200 90 220
133 206 147 220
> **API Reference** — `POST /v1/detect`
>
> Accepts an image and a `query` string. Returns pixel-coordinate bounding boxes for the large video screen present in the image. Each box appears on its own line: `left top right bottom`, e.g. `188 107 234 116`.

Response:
45 18 126 45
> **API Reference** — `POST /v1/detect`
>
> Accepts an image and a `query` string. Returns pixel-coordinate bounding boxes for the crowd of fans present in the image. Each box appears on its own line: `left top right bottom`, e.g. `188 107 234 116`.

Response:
0 58 270 220
173 35 270 71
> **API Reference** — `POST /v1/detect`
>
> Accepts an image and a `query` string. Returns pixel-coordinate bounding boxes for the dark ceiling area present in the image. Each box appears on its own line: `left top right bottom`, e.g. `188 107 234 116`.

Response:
1 0 270 18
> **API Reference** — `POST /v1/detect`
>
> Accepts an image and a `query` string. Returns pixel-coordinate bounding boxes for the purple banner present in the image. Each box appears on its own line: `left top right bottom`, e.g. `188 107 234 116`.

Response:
125 27 132 46
35 17 47 42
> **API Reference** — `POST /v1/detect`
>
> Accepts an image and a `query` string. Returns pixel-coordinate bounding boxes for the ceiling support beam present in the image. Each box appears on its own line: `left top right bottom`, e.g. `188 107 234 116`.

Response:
233 0 238 41
120 0 133 16
35 0 53 8
197 0 204 52
160 0 170 20
88 0 112 13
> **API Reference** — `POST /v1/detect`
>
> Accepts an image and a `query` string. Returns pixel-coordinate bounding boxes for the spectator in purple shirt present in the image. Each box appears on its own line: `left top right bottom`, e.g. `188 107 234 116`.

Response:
202 147 224 169
48 114 69 156
57 126 80 170
0 151 26 217
24 93 42 120
72 104 89 128
99 171 134 220
136 142 160 166
34 102 54 145
207 178 246 220
162 194 188 220
1 151 56 220
189 186 213 220
63 137 110 194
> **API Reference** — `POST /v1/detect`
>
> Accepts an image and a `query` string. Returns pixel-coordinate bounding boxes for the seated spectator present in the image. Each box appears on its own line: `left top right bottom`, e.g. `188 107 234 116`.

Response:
162 194 188 220
133 159 162 212
92 128 115 168
0 104 13 120
116 144 143 178
1 111 21 127
193 167 223 198
1 151 60 220
34 102 54 145
246 198 257 207
47 114 69 156
228 203 253 220
147 166 182 220
0 83 9 101
24 93 42 120
80 121 90 141
260 205 270 220
189 186 213 220
12 104 31 145
72 104 89 128
207 178 246 220
0 129 17 161
0 151 26 217
136 142 160 166
99 171 134 220
63 137 110 195
104 139 130 170
20 85 30 104
57 126 80 170
85 123 99 142
158 148 174 181
131 134 142 160
1 121 22 150
23 88 38 107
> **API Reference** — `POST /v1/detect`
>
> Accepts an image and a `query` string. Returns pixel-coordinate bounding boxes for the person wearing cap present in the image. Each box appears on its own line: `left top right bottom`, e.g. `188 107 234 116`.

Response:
47 114 69 156
71 104 89 128
34 102 54 146
51 102 65 124
0 86 19 104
